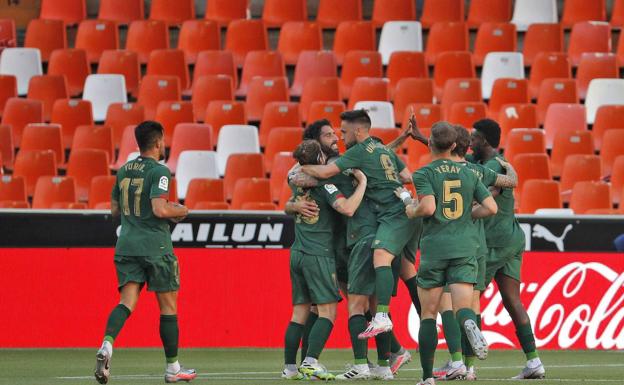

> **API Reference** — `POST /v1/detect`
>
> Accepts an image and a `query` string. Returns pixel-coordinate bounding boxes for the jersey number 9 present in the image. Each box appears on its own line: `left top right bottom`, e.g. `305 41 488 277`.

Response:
380 154 399 183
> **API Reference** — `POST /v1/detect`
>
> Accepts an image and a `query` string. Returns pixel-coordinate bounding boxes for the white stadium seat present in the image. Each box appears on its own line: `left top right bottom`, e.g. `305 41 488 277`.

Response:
353 101 395 128
511 0 558 32
216 124 260 176
378 21 423 65
175 150 219 199
585 79 624 124
83 74 127 121
481 52 524 99
0 48 43 95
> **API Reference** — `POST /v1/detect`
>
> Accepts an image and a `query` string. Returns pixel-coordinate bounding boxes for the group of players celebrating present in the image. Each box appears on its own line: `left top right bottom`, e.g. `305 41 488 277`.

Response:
283 110 546 384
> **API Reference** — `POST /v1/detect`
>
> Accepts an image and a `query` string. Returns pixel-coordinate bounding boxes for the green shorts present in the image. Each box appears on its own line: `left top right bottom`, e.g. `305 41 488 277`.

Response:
347 236 375 295
401 219 422 264
417 256 478 289
484 242 524 286
290 250 341 305
444 254 486 292
371 204 413 257
335 245 349 285
114 254 180 292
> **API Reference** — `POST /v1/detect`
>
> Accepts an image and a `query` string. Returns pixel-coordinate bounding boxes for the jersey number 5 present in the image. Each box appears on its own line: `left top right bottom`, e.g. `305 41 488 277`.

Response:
380 154 399 183
443 180 463 220
119 178 144 216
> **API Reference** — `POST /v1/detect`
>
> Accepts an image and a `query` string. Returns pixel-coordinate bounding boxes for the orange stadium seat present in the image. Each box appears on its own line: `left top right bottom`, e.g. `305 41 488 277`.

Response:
13 150 57 196
473 22 517 66
393 78 434 123
560 154 602 196
299 77 341 122
370 128 400 149
204 101 247 143
126 20 169 64
262 0 307 28
97 50 141 96
237 51 285 97
193 51 238 90
20 123 65 167
277 179 292 209
185 179 225 209
40 0 86 25
246 77 289 121
536 79 579 124
48 49 90 97
600 129 624 177
348 78 390 109
522 23 563 66
241 202 277 210
24 19 66 62
154 101 195 146
467 0 511 29
339 51 383 100
592 105 624 151
178 20 220 65
50 99 92 149
225 19 268 68
290 51 338 97
403 103 440 131
512 153 552 195
264 127 303 170
191 75 234 120
113 125 139 169
98 0 144 24
543 103 587 148
612 0 624 28
307 101 345 128
529 52 571 99
386 52 428 95
441 78 482 118
611 156 624 205
503 128 546 164
570 181 611 214
88 175 116 209
562 0 606 28
0 124 15 170
420 0 464 29
66 149 110 201
617 34 624 67
568 21 611 66
230 178 271 209
224 153 265 201
433 51 476 100
0 75 17 118
0 19 16 48
146 49 190 92
488 78 530 119
194 201 229 210
576 53 618 99
149 0 194 26
1 98 44 147
269 152 296 201
551 130 594 177
0 200 29 208
205 0 247 27
518 180 561 214
32 176 77 209
448 102 488 128
497 103 538 148
27 75 68 122
0 175 27 203
333 21 376 65
104 102 144 147
425 22 469 66
277 22 322 66
372 0 416 27
259 102 301 147
137 75 181 120
316 0 362 29
75 20 119 64
72 125 114 165
166 123 214 173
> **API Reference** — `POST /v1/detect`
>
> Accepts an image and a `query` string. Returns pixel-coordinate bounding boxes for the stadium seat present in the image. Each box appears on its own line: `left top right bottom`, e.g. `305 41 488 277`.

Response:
230 178 271 209
205 0 247 27
0 19 16 49
290 51 338 97
104 102 144 147
225 19 268 68
370 128 401 150
611 156 624 205
612 0 624 28
570 181 611 214
216 124 260 175
307 101 345 128
600 129 624 177
316 0 362 29
40 0 86 25
241 202 277 211
75 20 119 64
441 79 482 118
185 179 225 209
277 179 292 209
403 103 440 132
511 0 557 32
178 20 219 65
0 124 14 170
473 22 517 66
387 52 427 96
543 103 587 149
536 78 579 124
0 175 26 203
146 49 190 92
237 51 285 97
20 123 65 167
433 51 476 100
277 22 322 66
24 19 66 62
448 102 488 128
83 74 127 122
194 201 229 210
204 101 247 144
585 79 624 124
167 123 214 173
262 0 307 28
425 22 469 66
528 52 571 99
577 53 618 99
592 105 624 151
48 49 89 97
191 75 234 120
333 21 376 65
0 200 29 208
617 33 624 67
126 20 169 64
113 125 139 169
269 152 296 201
224 153 265 201
393 78 434 123
348 78 390 109
154 101 195 146
264 127 302 171
72 125 114 165
503 128 546 165
518 179 561 214
497 103 538 147
98 0 144 24
353 101 395 128
50 99 92 149
13 150 57 196
562 0 606 28
1 98 44 147
560 154 602 195
0 75 17 118
551 130 594 177
511 153 552 195
66 148 110 201
339 51 383 100
420 0 464 29
585 208 619 215
372 0 416 27
88 175 115 209
32 176 77 209
27 75 68 122
97 50 140 96
259 102 300 147
378 21 423 65
299 77 340 122
0 48 43 95
467 0 512 29
193 51 238 90
568 21 611 66
245 77 289 121
522 23 564 66
175 151 219 199
149 0 194 26
136 75 181 120
481 52 524 100
488 79 529 119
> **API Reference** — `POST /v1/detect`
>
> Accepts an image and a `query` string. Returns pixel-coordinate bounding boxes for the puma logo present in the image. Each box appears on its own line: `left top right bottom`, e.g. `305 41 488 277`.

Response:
532 224 573 252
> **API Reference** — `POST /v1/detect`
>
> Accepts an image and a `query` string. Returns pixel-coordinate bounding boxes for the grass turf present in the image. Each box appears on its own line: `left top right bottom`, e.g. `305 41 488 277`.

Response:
0 349 622 384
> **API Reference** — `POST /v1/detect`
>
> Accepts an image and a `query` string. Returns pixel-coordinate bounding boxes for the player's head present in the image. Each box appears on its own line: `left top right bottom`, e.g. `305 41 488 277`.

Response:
429 121 458 154
451 124 471 158
340 109 371 149
303 119 339 158
471 118 501 160
135 120 165 160
293 140 326 166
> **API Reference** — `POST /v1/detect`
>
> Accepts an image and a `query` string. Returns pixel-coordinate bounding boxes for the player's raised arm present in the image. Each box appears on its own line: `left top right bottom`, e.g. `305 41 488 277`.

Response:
493 157 518 189
288 163 320 188
332 169 367 217
301 162 341 179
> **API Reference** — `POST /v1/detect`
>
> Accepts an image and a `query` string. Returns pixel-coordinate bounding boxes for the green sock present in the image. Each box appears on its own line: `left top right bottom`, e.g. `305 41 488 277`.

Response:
375 266 394 309
419 318 438 380
348 315 368 362
159 315 179 363
403 276 422 317
284 322 304 365
306 317 333 359
390 331 402 354
104 304 131 342
441 310 462 362
375 331 391 366
300 312 318 362
516 323 539 360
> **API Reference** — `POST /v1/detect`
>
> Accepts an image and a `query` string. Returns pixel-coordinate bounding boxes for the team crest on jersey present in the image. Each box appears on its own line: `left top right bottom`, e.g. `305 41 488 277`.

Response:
159 176 169 191
324 184 338 194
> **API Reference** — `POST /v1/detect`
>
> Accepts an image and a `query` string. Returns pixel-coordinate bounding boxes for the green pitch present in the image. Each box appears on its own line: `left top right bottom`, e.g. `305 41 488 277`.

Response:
0 349 622 384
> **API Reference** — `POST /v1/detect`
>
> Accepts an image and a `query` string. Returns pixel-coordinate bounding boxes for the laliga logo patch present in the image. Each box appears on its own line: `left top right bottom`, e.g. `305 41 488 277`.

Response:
159 176 169 191
324 184 338 194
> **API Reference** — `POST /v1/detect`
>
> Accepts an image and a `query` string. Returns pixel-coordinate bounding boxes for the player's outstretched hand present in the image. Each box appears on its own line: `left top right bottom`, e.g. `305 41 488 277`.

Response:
294 200 319 218
408 106 427 142
394 186 409 199
352 169 367 184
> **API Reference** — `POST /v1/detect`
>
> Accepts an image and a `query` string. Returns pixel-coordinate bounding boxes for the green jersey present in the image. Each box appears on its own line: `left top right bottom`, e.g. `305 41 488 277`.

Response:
112 156 174 257
325 170 353 255
463 162 498 257
413 159 491 260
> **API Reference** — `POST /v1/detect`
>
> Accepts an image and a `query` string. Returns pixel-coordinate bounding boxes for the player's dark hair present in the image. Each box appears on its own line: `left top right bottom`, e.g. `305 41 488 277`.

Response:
340 109 371 129
451 125 471 157
293 140 323 165
473 118 501 148
303 119 331 141
430 121 458 153
135 121 164 153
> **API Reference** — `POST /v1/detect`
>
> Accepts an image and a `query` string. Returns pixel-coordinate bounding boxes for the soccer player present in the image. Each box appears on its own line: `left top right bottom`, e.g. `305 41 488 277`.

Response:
400 121 497 385
282 140 368 381
469 119 546 380
95 121 196 384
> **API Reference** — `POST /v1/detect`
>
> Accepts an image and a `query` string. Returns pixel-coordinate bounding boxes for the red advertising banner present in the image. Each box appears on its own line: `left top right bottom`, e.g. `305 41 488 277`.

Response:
0 248 622 349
